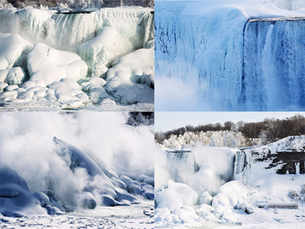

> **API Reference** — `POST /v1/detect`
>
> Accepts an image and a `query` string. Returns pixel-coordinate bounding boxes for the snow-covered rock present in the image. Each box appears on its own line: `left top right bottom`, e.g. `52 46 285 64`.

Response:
0 33 32 70
156 180 198 210
0 167 43 216
0 69 9 83
106 48 154 105
198 191 213 205
78 26 134 78
27 43 88 86
6 67 25 85
47 79 89 108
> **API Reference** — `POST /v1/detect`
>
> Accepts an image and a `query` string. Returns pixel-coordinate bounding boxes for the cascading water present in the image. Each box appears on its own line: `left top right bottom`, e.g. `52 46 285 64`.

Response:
233 150 252 185
241 18 305 110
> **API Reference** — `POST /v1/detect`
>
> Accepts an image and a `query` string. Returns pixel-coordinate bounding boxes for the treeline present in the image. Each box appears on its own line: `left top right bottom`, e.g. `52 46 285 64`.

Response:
155 115 305 145
5 0 154 8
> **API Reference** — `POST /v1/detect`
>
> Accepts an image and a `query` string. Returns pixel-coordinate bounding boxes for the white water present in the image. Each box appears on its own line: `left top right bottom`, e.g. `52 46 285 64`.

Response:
0 112 155 216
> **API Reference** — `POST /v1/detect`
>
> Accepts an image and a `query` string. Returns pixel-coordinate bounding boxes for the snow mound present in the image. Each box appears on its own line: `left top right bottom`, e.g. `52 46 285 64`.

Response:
53 136 154 208
106 48 154 105
28 43 88 86
0 167 44 217
0 33 32 70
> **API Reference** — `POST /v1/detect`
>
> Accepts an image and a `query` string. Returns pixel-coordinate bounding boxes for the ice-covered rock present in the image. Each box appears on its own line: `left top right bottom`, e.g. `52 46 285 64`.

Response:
6 67 25 85
0 33 32 70
88 87 109 104
0 167 43 216
0 90 18 102
198 191 213 205
47 79 89 107
0 70 9 83
156 180 198 210
78 26 134 78
53 136 105 177
106 48 154 104
212 181 252 222
27 43 88 86
0 82 8 92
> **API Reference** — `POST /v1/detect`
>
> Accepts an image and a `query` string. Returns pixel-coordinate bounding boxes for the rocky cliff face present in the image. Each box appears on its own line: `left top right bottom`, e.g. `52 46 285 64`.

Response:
2 0 154 8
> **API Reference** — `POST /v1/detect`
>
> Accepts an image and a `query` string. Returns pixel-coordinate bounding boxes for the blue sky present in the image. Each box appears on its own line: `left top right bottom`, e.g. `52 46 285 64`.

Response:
155 112 305 132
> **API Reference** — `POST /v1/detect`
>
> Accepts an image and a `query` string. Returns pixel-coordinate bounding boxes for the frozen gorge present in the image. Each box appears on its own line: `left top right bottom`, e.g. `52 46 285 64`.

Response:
0 112 155 228
0 6 154 110
155 0 305 111
155 134 305 228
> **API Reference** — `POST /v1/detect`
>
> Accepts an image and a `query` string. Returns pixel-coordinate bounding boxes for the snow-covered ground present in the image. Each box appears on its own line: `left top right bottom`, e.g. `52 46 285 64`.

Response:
0 6 154 110
155 135 305 228
155 0 305 110
0 112 155 228
0 202 154 228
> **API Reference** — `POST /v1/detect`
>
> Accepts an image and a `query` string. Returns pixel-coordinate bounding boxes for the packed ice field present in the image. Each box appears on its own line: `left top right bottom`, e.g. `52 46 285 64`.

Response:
0 6 154 110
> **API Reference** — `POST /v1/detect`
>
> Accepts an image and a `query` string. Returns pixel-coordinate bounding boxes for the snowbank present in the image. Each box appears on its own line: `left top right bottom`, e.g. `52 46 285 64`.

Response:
105 48 154 105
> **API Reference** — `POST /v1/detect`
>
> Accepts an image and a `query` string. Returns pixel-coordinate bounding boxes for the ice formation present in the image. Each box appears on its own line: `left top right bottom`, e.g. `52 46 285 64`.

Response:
155 134 305 228
156 0 305 110
0 6 154 109
0 112 155 217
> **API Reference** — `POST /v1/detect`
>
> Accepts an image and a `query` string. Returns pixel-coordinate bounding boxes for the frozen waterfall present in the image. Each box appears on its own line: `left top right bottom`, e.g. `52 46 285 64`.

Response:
166 149 197 182
156 1 305 110
233 150 252 185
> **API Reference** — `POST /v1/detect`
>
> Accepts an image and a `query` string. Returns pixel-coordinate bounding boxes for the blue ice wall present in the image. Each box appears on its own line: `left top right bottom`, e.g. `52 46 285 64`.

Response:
241 19 305 110
155 1 305 110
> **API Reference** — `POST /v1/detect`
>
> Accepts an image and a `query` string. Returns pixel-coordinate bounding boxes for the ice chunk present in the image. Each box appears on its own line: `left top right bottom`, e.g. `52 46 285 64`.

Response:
156 180 198 210
0 90 18 102
0 70 9 83
27 43 88 86
198 191 213 206
0 82 8 92
0 167 42 216
6 67 25 85
212 181 251 219
78 26 134 77
106 48 154 105
48 79 89 107
0 33 32 70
